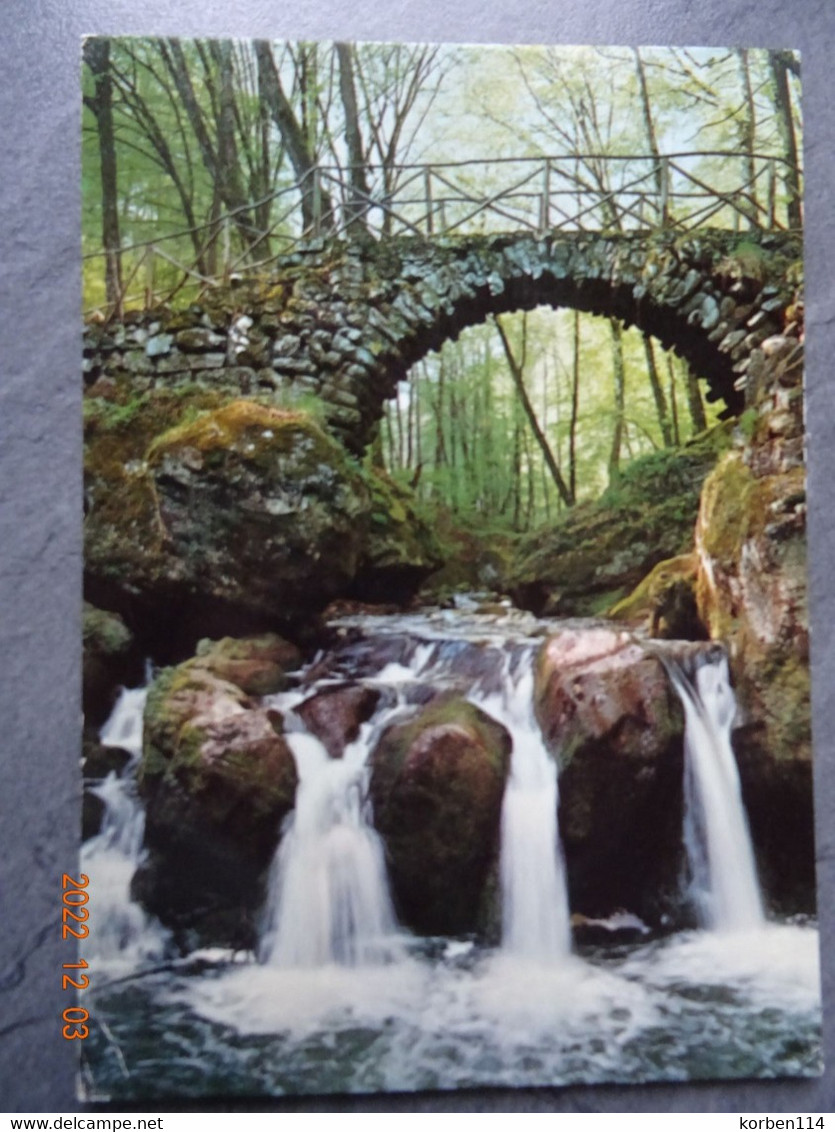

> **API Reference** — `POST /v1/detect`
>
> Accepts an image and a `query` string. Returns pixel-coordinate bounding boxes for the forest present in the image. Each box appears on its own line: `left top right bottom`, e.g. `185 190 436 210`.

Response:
83 40 802 530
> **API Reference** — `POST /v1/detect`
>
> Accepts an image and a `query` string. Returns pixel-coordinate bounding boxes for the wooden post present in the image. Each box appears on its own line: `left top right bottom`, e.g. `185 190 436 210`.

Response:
659 157 670 227
424 167 434 236
539 159 551 233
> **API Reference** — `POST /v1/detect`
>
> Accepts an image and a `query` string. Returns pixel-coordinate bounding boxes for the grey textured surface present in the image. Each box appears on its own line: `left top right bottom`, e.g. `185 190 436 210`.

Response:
1 0 832 1113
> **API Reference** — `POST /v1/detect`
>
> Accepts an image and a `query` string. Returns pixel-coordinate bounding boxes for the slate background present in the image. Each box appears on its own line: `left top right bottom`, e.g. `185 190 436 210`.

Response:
1 0 833 1113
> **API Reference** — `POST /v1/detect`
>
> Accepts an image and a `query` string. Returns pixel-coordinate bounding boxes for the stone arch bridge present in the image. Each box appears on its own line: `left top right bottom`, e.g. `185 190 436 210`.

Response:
84 228 802 453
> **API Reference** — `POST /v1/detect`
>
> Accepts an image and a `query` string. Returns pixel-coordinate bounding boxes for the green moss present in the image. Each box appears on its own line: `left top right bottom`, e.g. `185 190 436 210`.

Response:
609 553 697 621
718 240 768 284
698 453 755 566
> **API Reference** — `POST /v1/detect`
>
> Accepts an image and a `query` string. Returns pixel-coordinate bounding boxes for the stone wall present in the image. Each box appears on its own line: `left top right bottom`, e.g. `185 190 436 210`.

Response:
84 228 802 452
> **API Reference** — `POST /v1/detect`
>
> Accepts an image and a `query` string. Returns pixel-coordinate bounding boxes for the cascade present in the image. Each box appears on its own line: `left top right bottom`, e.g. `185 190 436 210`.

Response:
258 717 401 968
258 650 439 969
669 654 764 932
82 684 168 963
470 652 571 960
259 627 572 969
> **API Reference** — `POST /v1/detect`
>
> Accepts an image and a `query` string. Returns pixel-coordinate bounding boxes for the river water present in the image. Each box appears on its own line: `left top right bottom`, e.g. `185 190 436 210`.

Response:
80 608 822 1100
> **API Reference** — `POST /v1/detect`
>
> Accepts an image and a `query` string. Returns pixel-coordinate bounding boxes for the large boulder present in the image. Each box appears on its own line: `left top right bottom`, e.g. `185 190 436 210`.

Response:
369 696 511 936
534 627 686 924
297 684 382 759
135 636 300 948
84 392 372 640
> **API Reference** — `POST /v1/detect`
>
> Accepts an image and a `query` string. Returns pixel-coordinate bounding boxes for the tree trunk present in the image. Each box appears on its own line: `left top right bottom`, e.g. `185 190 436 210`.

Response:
683 358 707 435
643 335 674 446
633 47 664 208
735 48 759 228
768 50 802 229
83 38 122 311
493 315 574 508
254 40 335 234
607 318 626 487
336 44 372 239
162 40 258 251
667 353 681 445
569 310 581 502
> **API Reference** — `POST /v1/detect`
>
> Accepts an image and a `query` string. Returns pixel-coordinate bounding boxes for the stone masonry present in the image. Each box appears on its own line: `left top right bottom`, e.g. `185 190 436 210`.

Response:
83 229 803 453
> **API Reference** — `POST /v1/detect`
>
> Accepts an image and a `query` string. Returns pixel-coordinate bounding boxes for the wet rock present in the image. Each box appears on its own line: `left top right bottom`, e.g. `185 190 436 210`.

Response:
351 467 444 605
136 656 298 948
695 335 812 912
297 684 382 759
570 910 651 946
370 696 511 935
609 553 707 640
535 627 686 924
81 728 131 841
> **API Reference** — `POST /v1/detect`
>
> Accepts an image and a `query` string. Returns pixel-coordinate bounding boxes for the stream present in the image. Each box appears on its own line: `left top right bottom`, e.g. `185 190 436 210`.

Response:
79 607 822 1100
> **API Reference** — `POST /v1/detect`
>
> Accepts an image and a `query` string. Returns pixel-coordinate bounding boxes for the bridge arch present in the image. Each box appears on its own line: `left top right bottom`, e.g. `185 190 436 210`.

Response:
83 229 802 454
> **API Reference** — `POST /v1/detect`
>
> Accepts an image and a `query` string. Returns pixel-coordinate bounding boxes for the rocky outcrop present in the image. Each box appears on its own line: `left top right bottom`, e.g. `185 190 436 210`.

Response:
510 426 731 617
694 334 812 910
84 386 441 649
535 627 686 924
369 695 511 936
134 635 300 948
608 553 707 640
85 395 372 636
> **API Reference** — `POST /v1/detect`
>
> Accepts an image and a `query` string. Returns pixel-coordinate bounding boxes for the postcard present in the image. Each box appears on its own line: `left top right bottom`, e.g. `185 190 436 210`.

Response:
77 37 818 1099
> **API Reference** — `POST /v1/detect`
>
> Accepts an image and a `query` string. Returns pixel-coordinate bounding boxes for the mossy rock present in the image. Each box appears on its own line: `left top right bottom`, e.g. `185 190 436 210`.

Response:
85 393 373 630
193 633 301 696
695 450 808 759
137 652 298 948
534 628 686 925
609 553 706 640
370 695 511 936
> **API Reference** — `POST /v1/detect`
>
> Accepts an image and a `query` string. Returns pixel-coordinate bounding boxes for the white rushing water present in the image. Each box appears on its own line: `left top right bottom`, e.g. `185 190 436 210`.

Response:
259 651 437 969
670 654 765 932
259 721 401 968
82 684 168 966
259 636 571 969
471 654 571 960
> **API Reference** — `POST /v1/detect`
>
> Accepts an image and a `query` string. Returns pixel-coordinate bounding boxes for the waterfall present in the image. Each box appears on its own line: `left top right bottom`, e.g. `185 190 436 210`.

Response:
472 654 572 961
259 719 400 968
82 684 168 964
669 655 764 932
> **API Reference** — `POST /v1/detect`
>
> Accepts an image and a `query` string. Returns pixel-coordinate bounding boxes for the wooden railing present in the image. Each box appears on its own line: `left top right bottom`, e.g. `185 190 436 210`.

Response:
83 149 802 318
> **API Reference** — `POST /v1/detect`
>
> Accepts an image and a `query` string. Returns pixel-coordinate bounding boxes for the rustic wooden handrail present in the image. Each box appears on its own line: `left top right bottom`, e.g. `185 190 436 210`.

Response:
83 149 804 318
